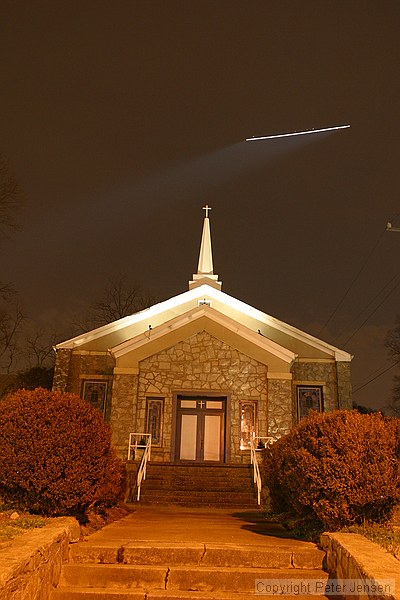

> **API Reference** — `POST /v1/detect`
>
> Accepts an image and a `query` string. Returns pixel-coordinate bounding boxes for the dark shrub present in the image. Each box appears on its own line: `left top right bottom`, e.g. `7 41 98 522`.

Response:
0 388 123 516
262 410 400 530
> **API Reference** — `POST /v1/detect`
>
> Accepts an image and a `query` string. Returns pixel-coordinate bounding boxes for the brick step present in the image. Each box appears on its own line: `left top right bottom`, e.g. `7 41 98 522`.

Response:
60 564 328 593
51 589 331 600
142 467 254 480
141 479 254 487
70 542 325 569
145 466 252 476
139 496 257 510
141 482 254 491
145 465 251 472
139 489 256 499
136 495 258 507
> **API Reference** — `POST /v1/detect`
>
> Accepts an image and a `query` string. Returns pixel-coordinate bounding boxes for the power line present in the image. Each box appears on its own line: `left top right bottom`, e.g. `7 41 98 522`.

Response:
333 271 400 344
317 229 386 337
354 359 397 387
342 277 400 346
353 361 399 394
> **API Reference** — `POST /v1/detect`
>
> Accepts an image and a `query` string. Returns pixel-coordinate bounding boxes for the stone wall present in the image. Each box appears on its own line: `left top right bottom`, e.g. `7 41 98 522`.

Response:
52 348 72 392
0 518 79 600
321 532 400 600
53 350 115 422
292 360 339 414
267 378 293 438
65 351 115 396
336 361 352 409
135 331 269 463
110 373 138 459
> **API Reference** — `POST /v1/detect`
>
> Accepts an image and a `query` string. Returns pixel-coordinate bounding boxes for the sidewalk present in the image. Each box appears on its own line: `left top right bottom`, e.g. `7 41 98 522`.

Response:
52 507 327 598
84 506 309 548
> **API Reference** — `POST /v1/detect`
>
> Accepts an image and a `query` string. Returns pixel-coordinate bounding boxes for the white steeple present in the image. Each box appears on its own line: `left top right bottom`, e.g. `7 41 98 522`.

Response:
189 205 222 291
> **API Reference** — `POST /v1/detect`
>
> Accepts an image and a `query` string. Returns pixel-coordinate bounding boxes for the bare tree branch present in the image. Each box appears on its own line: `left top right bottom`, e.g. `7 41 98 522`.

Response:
0 301 25 372
0 153 23 236
24 327 58 368
74 276 161 332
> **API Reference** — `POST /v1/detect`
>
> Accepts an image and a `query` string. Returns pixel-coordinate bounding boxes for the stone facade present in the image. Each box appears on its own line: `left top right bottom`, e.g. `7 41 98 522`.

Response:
267 378 293 438
336 361 352 409
53 349 115 421
292 359 340 415
110 373 138 457
54 335 352 463
136 331 269 463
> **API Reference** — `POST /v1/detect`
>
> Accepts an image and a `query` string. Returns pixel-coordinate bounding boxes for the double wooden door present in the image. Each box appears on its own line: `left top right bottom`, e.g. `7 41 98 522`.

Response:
176 395 226 462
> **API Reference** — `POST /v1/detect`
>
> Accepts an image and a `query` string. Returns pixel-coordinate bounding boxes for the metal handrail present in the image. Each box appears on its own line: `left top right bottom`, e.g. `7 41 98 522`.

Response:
250 436 274 505
128 433 152 501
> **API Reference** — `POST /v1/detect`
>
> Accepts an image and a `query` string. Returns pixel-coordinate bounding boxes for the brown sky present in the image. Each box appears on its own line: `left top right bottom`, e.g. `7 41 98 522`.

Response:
2 1 400 410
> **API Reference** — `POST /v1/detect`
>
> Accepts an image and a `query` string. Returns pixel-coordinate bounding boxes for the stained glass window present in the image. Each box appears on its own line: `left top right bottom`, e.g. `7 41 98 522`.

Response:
146 398 164 446
82 381 107 415
297 386 323 419
240 401 257 450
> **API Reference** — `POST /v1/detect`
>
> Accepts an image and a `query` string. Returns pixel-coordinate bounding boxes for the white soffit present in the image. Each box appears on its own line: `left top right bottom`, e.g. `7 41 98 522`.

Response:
55 283 352 361
110 304 296 363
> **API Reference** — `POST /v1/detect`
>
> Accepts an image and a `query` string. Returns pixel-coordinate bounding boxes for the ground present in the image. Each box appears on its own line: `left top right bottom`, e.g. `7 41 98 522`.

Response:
1 501 399 561
0 502 132 546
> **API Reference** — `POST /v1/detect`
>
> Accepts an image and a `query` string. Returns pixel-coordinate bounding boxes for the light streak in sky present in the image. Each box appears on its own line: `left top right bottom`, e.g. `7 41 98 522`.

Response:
245 124 350 142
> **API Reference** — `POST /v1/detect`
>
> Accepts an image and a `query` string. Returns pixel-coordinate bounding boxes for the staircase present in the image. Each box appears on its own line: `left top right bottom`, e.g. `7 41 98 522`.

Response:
131 463 258 508
51 535 329 599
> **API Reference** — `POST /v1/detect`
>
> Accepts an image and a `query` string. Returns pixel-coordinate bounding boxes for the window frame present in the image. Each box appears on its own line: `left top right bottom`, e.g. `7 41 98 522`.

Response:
297 385 324 420
146 397 165 447
82 380 108 416
239 400 258 450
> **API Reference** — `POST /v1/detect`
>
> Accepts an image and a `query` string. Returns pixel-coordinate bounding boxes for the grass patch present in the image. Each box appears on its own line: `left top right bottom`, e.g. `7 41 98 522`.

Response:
263 506 400 558
340 523 400 560
263 511 325 542
0 504 50 543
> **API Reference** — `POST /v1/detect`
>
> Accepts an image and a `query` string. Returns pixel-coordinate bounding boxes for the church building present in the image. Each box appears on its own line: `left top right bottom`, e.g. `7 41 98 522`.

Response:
53 207 352 463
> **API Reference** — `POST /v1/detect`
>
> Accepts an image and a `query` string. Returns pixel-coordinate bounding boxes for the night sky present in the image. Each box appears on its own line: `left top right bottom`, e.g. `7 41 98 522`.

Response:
2 1 400 410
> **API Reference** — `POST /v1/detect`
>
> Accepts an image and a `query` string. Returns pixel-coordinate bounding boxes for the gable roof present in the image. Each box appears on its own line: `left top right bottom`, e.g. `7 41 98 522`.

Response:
56 283 352 362
111 304 296 371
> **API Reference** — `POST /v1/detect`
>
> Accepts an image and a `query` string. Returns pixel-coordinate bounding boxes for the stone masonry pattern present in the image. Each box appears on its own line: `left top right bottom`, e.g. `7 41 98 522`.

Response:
137 331 269 463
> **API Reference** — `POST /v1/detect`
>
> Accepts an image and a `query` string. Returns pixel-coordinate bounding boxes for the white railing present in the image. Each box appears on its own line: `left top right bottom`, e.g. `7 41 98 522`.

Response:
128 433 152 501
250 436 274 505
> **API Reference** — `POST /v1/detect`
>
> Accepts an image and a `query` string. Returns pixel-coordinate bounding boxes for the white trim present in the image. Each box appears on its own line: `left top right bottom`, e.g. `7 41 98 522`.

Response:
72 350 109 356
267 372 293 380
55 283 352 362
113 367 139 375
79 374 111 380
110 304 296 364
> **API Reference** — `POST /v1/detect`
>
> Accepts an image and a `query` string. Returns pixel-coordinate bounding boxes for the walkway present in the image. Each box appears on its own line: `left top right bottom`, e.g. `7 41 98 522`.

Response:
52 507 328 599
85 506 298 546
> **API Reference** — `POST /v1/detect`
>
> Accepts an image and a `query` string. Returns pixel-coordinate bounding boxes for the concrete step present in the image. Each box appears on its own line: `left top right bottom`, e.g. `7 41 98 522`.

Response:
136 498 258 508
144 466 253 477
60 564 328 593
52 588 331 599
142 477 254 487
70 541 325 569
138 491 256 501
132 464 257 508
145 470 253 478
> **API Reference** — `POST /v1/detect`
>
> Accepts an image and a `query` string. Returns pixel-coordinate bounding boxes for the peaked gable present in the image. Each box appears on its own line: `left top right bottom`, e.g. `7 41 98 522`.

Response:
56 284 352 362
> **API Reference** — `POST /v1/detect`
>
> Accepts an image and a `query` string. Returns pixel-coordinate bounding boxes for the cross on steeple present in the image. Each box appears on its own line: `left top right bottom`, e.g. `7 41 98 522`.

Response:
202 204 211 218
188 205 222 291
